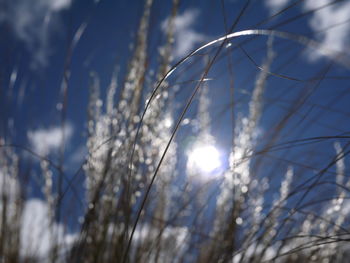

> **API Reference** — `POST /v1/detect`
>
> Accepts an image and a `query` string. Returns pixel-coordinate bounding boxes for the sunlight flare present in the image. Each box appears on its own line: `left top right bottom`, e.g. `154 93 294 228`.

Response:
187 144 222 174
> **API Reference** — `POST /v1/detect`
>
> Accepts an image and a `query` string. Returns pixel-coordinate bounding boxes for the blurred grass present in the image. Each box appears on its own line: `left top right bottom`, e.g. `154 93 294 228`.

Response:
1 0 350 262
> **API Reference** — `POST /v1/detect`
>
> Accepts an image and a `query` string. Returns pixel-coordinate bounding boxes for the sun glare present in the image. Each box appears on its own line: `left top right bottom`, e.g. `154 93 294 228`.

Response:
188 144 222 174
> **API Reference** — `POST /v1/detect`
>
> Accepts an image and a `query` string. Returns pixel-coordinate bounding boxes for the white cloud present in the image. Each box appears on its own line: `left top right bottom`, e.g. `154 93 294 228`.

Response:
0 151 75 261
28 124 73 156
264 0 350 61
51 0 72 11
20 198 76 260
0 0 72 68
265 0 290 14
303 0 350 60
162 9 208 59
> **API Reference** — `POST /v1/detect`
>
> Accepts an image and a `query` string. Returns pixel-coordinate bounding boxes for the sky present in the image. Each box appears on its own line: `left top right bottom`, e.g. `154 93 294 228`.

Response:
2 0 350 155
1 0 350 258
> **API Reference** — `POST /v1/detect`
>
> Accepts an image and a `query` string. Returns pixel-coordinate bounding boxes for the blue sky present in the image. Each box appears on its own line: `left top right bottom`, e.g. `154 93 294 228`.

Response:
1 0 350 201
2 0 350 152
2 0 349 148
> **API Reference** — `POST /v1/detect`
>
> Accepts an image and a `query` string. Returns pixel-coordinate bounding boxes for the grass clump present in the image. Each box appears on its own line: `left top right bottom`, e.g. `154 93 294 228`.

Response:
1 0 350 262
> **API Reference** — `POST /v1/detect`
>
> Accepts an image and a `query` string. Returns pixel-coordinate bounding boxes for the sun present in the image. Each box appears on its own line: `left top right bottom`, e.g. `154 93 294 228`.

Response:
187 144 222 174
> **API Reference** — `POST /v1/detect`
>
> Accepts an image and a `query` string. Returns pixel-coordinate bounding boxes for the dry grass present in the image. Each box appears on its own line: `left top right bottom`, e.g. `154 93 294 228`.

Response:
1 0 350 262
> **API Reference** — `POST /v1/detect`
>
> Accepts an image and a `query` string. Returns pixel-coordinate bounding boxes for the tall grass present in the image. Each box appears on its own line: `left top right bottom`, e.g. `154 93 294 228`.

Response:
1 0 350 262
